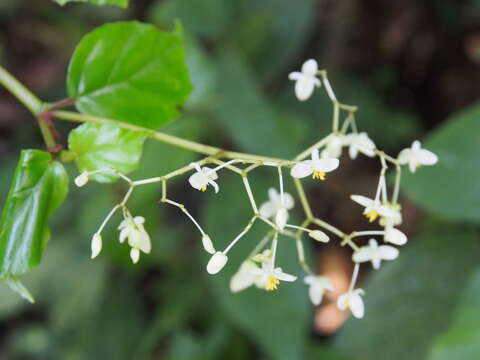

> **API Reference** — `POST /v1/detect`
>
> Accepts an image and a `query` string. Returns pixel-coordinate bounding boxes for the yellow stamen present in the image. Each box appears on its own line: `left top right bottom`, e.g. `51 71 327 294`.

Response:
265 276 280 291
312 171 326 180
365 210 379 223
416 163 422 168
200 186 207 192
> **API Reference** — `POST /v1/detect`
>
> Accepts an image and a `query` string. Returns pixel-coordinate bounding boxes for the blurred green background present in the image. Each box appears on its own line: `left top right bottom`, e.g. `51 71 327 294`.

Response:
0 0 480 359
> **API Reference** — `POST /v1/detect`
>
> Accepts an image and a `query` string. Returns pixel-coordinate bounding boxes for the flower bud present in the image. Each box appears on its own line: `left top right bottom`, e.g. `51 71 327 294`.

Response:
308 230 329 243
75 172 89 187
202 234 215 254
91 233 102 259
384 227 407 246
130 248 140 264
207 252 228 275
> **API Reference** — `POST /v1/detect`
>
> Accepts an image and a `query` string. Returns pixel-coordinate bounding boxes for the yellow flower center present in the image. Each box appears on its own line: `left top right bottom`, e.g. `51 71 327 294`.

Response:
200 186 207 192
265 276 280 291
365 210 379 222
312 171 326 180
416 163 422 168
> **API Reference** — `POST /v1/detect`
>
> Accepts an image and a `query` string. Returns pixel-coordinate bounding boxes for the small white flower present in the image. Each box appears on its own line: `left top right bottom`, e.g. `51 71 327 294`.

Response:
304 276 334 306
188 163 219 193
308 230 330 243
337 288 365 319
379 203 402 227
251 261 297 291
207 252 228 275
350 195 397 223
320 134 345 159
384 226 407 246
290 149 339 180
230 260 263 293
90 233 102 259
75 172 89 187
345 132 376 159
398 140 438 173
288 59 321 101
352 239 399 269
118 216 151 263
201 235 216 254
259 188 294 219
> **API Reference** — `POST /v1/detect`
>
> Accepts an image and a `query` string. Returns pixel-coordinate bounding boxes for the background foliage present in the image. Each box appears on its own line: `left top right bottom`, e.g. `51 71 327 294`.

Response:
0 0 479 359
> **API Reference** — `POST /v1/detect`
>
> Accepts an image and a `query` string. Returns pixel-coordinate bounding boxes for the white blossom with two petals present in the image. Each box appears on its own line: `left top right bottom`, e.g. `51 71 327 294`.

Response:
398 140 438 173
345 132 376 159
350 195 396 223
188 163 219 193
320 134 345 159
304 276 334 305
230 260 264 293
337 289 365 319
259 188 294 231
290 149 339 180
352 239 399 269
118 216 151 264
288 59 321 101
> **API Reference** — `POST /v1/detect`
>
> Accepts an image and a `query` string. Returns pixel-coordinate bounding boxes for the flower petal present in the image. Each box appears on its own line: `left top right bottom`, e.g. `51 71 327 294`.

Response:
295 77 316 101
308 285 324 306
189 172 208 190
230 261 257 293
313 158 339 172
379 245 399 260
288 71 302 81
259 201 276 218
353 247 374 263
397 148 411 164
417 149 438 165
274 268 297 282
290 161 313 178
350 195 374 208
349 291 365 318
207 252 228 275
282 193 295 210
384 227 407 245
301 59 318 76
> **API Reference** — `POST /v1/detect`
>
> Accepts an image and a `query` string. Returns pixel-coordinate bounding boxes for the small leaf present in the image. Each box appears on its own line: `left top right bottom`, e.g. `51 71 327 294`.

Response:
54 0 128 8
67 21 192 129
401 102 480 222
68 123 147 183
0 150 68 281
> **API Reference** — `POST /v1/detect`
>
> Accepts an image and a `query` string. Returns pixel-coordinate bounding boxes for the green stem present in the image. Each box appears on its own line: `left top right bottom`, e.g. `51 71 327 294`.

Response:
0 66 43 114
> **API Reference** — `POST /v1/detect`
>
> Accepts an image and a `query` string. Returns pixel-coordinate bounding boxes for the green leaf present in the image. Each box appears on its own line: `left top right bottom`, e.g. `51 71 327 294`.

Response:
67 21 192 129
0 150 68 280
401 103 480 222
428 269 480 360
334 223 480 360
54 0 128 8
68 122 147 183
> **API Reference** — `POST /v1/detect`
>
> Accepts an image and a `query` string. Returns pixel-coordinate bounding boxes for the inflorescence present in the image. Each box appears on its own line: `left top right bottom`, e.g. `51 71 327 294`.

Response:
75 59 438 319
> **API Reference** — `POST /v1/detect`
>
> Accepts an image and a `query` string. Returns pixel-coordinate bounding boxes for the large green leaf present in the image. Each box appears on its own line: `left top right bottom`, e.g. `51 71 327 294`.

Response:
68 122 147 183
54 0 128 8
0 150 68 280
428 269 480 360
334 223 480 360
401 103 480 222
67 21 192 129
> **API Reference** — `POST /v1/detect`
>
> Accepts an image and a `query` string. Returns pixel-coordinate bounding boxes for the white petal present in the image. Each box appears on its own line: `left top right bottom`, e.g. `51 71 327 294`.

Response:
119 227 129 243
311 149 320 161
203 167 218 181
128 230 151 254
301 59 318 76
288 71 302 81
74 172 89 187
209 180 220 193
91 233 102 259
349 292 365 318
378 245 399 260
133 216 145 225
308 285 324 306
201 235 216 254
130 248 140 264
312 158 339 172
303 275 316 285
282 193 295 210
409 160 417 173
352 247 374 263
417 149 438 165
275 207 289 231
384 227 407 245
397 148 412 164
295 77 316 101
337 293 349 311
349 144 359 159
274 268 297 282
412 140 421 150
309 230 330 243
378 205 398 218
230 261 257 293
350 195 374 208
259 201 276 218
268 188 280 202
207 252 228 275
189 172 208 190
290 161 313 178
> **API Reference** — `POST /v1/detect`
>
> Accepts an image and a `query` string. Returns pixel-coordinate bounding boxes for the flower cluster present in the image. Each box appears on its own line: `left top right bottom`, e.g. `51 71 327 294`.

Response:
76 59 438 320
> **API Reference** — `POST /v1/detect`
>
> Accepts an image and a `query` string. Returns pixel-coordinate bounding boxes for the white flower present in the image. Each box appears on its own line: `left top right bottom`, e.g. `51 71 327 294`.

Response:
90 233 102 259
384 226 407 246
320 134 345 159
350 195 397 223
118 216 151 264
345 132 376 159
259 188 294 218
201 235 216 254
290 149 339 180
230 261 263 293
308 230 330 243
207 252 228 275
188 163 219 193
379 203 402 227
304 276 334 306
398 140 438 173
288 59 321 101
75 172 89 187
352 239 399 269
251 261 297 291
337 288 365 319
